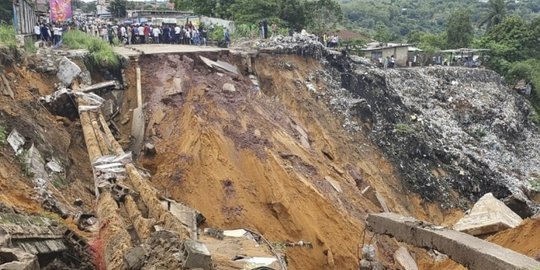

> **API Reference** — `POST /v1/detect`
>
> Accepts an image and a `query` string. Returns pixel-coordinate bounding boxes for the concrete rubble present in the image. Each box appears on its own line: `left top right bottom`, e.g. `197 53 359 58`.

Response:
56 57 82 87
393 246 419 270
454 193 523 236
367 212 540 270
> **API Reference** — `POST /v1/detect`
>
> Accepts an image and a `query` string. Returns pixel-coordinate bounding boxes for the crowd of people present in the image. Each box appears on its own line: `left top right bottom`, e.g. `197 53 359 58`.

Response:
34 23 70 46
80 21 210 46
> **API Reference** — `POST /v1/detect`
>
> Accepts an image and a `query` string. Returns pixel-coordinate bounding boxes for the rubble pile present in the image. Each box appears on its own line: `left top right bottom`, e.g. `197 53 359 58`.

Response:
320 54 540 214
257 33 328 58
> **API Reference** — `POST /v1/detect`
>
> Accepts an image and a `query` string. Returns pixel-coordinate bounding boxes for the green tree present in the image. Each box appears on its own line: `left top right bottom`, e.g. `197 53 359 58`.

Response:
305 0 342 34
374 23 395 42
230 0 280 24
82 2 97 14
446 9 473 48
479 0 507 29
108 0 127 18
0 0 12 24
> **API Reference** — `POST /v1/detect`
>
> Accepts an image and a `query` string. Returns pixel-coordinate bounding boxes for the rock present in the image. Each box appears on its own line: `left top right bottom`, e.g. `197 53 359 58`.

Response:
325 176 342 193
0 248 40 270
165 77 183 97
78 70 92 86
222 83 236 93
144 143 157 156
453 193 523 236
46 158 64 173
179 239 212 270
0 227 11 247
393 246 418 270
124 246 146 270
503 194 535 219
56 57 81 87
254 129 262 138
73 198 83 207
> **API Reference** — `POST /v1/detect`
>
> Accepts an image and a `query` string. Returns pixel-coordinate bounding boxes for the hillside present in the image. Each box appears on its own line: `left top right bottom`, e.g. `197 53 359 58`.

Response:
340 0 540 39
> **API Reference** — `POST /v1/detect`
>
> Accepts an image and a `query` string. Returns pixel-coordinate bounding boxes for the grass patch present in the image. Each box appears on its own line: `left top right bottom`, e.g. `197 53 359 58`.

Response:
394 123 415 135
63 30 121 70
0 23 16 49
530 178 540 192
52 175 68 188
0 124 6 145
16 149 32 177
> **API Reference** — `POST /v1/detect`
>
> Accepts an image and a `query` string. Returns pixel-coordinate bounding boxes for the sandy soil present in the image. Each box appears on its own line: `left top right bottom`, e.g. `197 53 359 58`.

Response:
133 53 468 269
0 65 96 233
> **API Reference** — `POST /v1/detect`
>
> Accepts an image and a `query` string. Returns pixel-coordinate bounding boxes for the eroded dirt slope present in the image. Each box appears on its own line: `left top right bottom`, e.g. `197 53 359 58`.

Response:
135 53 464 269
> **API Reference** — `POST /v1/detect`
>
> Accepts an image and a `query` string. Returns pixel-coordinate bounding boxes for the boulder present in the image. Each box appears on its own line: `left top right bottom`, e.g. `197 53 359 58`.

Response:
222 83 236 93
454 193 523 236
123 246 146 270
0 248 40 270
56 57 81 87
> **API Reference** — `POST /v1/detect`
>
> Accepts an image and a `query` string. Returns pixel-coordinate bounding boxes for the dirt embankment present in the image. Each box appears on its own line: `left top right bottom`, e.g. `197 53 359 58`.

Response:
0 65 96 233
134 52 465 269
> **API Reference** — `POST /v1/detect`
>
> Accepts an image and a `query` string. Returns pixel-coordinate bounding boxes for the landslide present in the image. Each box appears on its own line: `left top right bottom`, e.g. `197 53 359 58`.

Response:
136 53 463 269
0 65 95 217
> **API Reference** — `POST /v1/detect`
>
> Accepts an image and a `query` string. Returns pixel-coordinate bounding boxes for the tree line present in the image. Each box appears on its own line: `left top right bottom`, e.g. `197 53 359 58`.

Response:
170 0 342 34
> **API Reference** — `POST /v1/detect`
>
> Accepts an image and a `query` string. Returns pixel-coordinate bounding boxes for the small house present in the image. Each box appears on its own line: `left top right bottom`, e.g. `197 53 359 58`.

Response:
360 43 412 67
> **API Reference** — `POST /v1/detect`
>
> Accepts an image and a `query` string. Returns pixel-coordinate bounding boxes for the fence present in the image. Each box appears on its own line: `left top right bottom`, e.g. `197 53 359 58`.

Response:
13 0 38 35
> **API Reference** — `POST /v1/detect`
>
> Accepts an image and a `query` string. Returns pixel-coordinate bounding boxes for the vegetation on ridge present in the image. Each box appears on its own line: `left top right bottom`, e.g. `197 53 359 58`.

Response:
63 30 122 70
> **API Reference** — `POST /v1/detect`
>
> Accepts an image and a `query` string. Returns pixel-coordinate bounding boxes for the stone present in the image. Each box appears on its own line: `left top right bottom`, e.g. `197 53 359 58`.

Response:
180 239 212 270
73 199 83 207
124 245 146 270
56 57 81 86
0 248 39 270
46 158 64 173
394 246 418 270
79 70 92 86
367 212 540 270
222 83 236 93
144 143 157 156
453 193 523 236
325 176 342 193
0 228 11 247
165 77 183 97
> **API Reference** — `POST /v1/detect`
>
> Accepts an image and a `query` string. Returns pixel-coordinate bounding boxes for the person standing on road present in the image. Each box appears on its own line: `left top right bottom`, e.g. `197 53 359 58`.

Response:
200 27 208 46
34 23 41 41
137 24 145 44
152 26 161 44
174 25 181 44
224 28 230 47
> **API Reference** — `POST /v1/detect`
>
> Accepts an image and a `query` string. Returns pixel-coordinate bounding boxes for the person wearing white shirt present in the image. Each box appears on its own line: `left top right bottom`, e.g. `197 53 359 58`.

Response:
34 23 41 40
53 25 62 45
174 26 181 43
138 25 145 43
152 27 161 44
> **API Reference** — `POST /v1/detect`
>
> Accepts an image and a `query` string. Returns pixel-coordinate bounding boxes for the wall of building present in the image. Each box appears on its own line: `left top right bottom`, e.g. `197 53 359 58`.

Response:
13 0 37 35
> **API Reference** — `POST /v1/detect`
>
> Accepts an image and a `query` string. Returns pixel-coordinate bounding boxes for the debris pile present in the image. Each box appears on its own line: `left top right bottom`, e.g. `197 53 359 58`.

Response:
257 33 328 58
319 55 540 214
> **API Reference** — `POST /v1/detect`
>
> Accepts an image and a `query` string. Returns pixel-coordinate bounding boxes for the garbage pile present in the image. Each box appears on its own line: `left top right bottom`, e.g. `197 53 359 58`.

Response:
256 33 328 58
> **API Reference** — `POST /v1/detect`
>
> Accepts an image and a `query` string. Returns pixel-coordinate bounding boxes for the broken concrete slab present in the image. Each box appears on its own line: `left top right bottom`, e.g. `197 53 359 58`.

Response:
130 107 145 156
454 193 523 236
180 239 212 270
56 57 81 86
394 246 418 270
80 80 120 93
367 212 540 270
7 130 25 155
143 143 156 156
199 56 239 75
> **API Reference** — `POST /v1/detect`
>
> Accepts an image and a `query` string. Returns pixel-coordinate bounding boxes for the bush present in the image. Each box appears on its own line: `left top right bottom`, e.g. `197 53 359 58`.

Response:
63 30 121 69
0 23 16 49
208 25 224 42
0 124 6 145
